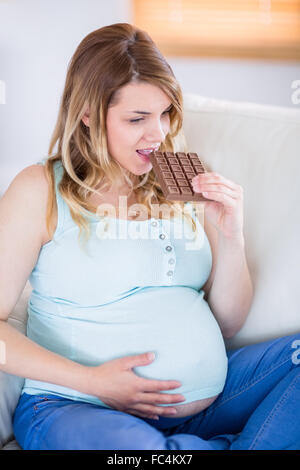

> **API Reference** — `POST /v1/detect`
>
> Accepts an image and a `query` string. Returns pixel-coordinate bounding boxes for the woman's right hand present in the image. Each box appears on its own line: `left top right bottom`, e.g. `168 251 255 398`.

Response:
86 352 185 420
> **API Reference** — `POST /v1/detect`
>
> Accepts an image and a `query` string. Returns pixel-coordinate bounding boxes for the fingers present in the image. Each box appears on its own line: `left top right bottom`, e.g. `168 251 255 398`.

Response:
142 379 182 392
195 184 238 200
193 172 239 189
192 172 242 197
192 180 238 199
136 391 185 405
125 409 158 420
126 403 178 418
201 191 239 208
192 179 242 207
125 352 155 369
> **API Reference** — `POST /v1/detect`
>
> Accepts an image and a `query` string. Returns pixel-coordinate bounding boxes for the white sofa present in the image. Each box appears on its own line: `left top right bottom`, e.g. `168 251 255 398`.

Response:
1 93 300 450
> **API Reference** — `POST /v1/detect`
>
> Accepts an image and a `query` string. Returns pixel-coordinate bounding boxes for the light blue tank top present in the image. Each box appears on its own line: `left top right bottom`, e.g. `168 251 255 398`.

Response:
22 159 228 407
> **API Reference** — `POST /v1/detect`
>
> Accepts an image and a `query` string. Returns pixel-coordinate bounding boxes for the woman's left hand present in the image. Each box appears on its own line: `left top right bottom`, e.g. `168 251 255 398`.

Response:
192 172 244 241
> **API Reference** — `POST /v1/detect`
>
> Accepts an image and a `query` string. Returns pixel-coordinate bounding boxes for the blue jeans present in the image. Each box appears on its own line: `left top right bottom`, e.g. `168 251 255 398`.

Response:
13 332 300 450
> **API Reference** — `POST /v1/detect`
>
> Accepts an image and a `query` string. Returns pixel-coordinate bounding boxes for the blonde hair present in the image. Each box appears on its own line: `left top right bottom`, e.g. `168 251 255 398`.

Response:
44 23 200 248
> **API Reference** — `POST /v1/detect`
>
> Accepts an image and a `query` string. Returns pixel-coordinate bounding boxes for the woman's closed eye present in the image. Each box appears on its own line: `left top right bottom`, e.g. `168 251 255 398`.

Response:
130 109 171 124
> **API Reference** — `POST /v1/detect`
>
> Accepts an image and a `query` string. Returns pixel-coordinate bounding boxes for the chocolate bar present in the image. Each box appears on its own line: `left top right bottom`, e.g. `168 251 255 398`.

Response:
149 151 208 202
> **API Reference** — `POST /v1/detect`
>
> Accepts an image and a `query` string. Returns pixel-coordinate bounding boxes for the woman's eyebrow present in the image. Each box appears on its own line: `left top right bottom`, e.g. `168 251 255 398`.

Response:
130 103 173 115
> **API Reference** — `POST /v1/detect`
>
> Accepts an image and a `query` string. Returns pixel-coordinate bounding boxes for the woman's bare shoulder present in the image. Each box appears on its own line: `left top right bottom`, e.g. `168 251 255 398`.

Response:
4 164 54 245
11 164 50 206
13 163 48 185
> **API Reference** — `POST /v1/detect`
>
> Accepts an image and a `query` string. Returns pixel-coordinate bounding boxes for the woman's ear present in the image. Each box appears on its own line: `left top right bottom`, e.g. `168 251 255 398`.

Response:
82 109 90 127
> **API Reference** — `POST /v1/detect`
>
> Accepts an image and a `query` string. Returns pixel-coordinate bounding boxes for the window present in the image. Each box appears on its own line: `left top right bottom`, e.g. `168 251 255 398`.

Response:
132 0 300 60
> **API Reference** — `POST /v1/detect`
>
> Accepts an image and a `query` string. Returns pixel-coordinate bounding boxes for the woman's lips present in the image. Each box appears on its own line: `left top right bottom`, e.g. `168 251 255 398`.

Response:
136 150 153 162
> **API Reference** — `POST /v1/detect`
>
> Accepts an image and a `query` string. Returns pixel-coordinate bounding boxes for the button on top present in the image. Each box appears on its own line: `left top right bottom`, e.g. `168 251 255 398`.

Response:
151 221 158 227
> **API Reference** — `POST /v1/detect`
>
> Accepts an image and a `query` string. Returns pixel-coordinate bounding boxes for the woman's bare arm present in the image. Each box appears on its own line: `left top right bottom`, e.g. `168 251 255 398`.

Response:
0 320 91 394
0 165 91 394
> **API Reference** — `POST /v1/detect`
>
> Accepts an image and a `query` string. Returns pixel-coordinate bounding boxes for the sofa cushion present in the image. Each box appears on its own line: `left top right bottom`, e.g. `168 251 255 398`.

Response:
1 439 22 450
182 94 300 349
0 281 30 449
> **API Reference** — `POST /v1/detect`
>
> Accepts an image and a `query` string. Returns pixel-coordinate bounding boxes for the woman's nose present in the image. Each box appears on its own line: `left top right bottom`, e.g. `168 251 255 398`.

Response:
146 120 167 141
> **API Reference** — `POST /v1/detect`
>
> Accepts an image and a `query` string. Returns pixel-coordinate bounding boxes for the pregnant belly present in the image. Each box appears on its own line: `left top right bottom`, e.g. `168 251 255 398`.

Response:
73 287 228 412
33 287 228 411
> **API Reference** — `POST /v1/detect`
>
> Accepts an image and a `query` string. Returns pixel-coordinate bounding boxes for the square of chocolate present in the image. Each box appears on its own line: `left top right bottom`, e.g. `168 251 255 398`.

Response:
149 151 208 202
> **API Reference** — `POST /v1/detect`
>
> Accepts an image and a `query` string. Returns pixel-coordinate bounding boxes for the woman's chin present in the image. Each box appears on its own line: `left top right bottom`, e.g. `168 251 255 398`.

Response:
132 164 153 176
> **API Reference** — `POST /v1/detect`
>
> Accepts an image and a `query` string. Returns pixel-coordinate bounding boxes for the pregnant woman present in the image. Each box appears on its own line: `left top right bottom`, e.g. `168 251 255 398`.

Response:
1 23 299 450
